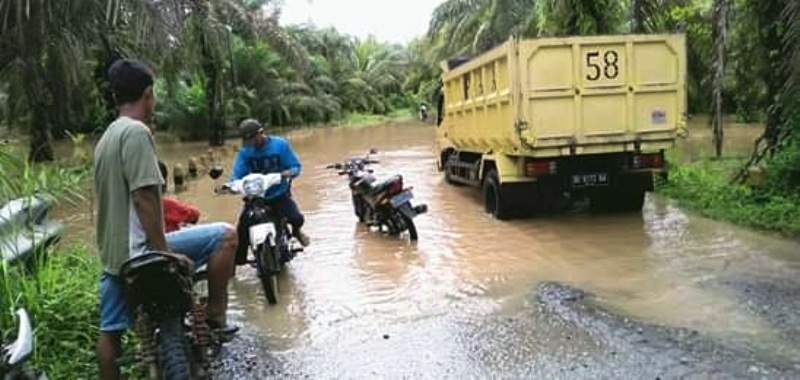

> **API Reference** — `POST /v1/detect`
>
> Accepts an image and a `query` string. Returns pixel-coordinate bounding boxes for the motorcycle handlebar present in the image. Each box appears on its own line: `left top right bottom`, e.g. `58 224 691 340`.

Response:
214 185 236 195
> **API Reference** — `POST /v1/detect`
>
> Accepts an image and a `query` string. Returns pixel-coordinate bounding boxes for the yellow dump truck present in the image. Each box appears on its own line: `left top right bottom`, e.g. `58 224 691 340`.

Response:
434 33 686 219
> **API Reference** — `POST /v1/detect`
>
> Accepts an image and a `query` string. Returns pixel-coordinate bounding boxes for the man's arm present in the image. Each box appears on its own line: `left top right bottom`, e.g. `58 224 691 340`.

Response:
231 150 248 181
163 197 200 227
280 140 301 178
173 198 201 224
184 204 201 224
133 186 168 251
121 127 168 251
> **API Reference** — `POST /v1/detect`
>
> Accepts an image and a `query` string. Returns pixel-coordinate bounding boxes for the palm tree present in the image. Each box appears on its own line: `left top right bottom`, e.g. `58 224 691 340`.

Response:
710 0 731 158
287 27 409 116
428 0 538 57
168 0 306 145
737 0 800 180
536 0 626 36
0 0 171 162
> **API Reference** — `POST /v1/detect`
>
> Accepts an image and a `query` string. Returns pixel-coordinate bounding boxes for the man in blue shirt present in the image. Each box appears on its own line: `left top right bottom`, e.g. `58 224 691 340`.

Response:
231 119 309 265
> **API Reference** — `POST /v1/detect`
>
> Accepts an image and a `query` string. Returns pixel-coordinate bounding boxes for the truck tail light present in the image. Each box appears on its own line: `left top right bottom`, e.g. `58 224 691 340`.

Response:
631 153 664 169
525 161 558 177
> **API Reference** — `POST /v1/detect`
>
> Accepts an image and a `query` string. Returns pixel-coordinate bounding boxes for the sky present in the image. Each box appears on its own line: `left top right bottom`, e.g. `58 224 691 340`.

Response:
279 0 447 44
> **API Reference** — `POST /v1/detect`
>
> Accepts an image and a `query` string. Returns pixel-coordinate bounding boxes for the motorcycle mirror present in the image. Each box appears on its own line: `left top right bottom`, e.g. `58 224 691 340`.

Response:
209 166 224 180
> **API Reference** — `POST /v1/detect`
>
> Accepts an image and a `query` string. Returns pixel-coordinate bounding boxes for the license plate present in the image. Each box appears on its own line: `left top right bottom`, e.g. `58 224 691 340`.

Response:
249 223 275 247
571 173 609 188
390 190 413 208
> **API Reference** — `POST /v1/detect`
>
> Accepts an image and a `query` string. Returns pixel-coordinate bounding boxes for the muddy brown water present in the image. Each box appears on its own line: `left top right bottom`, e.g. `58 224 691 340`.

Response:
53 120 800 374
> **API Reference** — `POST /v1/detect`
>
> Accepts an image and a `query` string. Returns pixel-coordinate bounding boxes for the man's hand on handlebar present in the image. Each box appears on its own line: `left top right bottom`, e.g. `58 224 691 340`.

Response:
214 183 233 194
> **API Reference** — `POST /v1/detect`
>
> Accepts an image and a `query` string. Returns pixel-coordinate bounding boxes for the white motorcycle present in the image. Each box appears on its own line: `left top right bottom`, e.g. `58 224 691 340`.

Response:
214 171 302 305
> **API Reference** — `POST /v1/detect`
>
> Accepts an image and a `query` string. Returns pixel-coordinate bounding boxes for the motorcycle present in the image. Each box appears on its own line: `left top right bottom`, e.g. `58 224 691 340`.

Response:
326 150 428 241
119 252 230 379
211 168 302 305
1 309 44 379
418 108 428 122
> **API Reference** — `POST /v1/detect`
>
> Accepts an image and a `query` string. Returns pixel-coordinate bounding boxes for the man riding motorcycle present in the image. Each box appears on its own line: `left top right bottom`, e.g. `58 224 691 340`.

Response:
229 118 310 266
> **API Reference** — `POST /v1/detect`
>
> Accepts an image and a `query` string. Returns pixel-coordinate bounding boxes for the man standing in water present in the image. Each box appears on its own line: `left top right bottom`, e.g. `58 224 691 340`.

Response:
93 58 238 379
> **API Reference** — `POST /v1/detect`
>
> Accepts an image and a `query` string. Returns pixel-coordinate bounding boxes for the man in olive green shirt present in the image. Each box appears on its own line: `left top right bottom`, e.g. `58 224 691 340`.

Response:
93 58 238 379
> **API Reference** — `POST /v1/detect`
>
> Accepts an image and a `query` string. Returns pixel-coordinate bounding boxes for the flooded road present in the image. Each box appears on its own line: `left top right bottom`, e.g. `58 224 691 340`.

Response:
59 120 800 377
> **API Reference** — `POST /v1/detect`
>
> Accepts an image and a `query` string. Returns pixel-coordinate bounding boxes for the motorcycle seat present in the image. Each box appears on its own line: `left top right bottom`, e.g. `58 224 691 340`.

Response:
370 175 402 194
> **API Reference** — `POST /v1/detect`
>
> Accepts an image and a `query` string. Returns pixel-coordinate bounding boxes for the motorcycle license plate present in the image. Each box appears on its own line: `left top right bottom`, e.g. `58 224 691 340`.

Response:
390 190 413 208
249 222 275 247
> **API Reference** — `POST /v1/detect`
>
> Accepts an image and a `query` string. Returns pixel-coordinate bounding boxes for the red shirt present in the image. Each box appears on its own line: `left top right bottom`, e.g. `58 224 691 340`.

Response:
163 197 201 233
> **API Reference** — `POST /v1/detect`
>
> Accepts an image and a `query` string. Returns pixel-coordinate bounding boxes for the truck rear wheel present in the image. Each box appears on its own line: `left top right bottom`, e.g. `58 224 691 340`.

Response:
483 169 512 220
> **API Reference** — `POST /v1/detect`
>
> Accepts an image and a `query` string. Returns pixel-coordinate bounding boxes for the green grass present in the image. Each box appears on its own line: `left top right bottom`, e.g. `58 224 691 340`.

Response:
333 108 414 127
0 245 102 377
0 139 114 378
656 158 800 236
0 142 90 205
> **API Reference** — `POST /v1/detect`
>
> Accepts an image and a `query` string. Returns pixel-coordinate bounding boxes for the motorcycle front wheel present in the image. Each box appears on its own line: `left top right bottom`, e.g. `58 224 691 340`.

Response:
157 318 193 380
255 243 279 305
352 194 366 223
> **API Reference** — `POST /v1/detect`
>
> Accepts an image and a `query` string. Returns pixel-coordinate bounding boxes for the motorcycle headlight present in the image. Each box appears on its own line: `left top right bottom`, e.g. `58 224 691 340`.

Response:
242 177 266 196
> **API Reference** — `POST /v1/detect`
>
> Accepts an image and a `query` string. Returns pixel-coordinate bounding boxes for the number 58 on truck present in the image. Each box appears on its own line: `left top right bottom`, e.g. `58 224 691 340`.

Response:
434 33 687 219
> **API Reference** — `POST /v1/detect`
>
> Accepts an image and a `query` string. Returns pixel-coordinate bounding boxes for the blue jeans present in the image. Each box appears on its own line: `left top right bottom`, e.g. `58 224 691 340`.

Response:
234 193 304 265
99 222 229 333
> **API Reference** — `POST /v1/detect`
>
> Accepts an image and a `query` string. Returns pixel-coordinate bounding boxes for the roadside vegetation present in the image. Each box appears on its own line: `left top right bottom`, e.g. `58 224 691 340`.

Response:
0 145 106 377
657 155 800 235
0 244 105 377
0 0 417 160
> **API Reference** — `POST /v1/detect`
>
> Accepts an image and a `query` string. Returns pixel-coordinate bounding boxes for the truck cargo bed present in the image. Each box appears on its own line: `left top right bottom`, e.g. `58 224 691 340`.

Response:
439 34 686 157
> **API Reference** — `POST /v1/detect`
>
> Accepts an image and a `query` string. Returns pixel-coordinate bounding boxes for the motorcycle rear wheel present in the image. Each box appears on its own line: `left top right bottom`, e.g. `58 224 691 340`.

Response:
388 209 418 241
400 213 418 242
157 318 192 380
